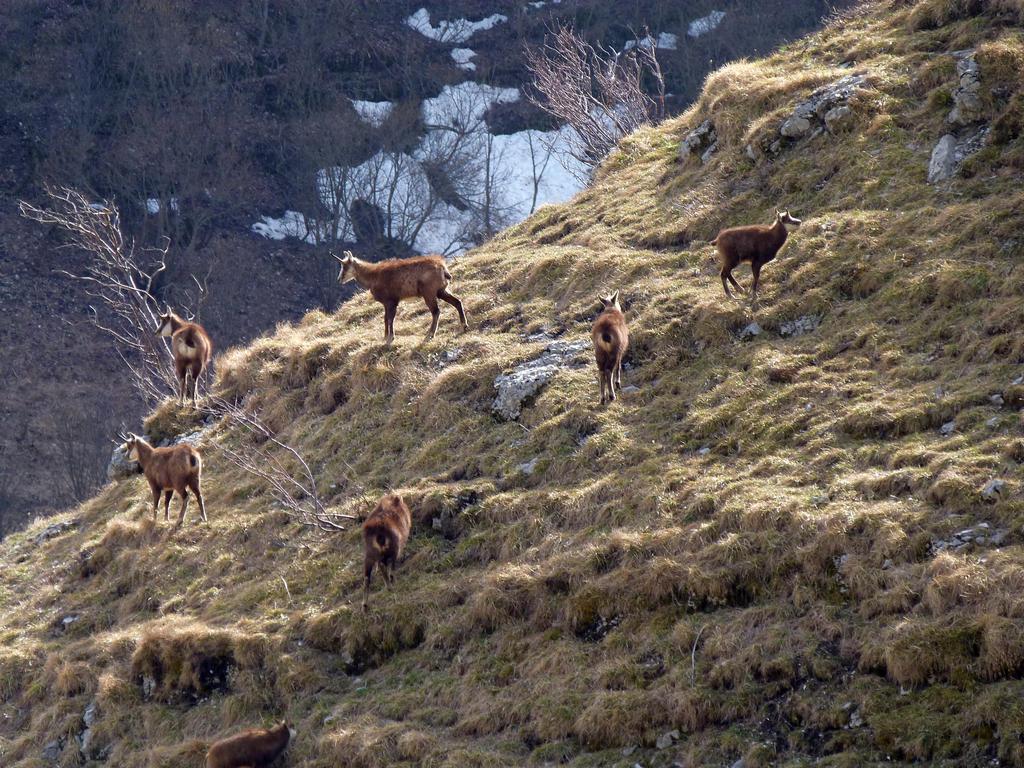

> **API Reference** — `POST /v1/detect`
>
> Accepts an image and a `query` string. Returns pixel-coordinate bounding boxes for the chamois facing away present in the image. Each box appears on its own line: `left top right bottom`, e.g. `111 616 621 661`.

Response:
155 308 212 406
205 721 295 768
362 493 412 611
122 432 207 527
335 250 469 345
591 291 629 406
712 210 802 304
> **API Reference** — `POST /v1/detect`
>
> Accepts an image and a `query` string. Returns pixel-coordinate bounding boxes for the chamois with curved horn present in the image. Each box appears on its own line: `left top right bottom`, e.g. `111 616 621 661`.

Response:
335 250 469 345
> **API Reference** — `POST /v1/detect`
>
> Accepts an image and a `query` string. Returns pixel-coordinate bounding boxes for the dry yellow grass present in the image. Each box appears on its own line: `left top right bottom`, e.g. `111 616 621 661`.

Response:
2 1 1024 766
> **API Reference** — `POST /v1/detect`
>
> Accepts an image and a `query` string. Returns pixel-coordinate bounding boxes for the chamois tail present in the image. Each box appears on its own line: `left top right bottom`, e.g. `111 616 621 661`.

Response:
597 331 615 352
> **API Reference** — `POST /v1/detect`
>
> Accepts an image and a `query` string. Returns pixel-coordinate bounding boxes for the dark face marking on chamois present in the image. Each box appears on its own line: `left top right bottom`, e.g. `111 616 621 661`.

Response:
777 210 802 228
154 311 174 336
334 250 356 284
599 290 620 311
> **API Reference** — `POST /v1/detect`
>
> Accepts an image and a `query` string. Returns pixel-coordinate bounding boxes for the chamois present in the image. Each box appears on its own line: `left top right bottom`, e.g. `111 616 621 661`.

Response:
362 493 412 611
335 250 469 345
711 210 802 303
155 308 212 406
205 721 295 768
122 433 207 527
591 291 629 406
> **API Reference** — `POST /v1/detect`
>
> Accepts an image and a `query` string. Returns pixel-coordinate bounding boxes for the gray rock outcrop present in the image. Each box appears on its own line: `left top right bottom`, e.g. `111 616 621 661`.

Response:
492 340 590 420
776 74 868 144
948 51 982 126
680 119 718 163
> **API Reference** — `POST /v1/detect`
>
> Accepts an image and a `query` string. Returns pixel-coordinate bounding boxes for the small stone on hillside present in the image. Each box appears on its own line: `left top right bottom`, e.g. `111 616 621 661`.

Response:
928 135 958 183
518 458 539 475
824 104 852 132
622 385 640 394
948 52 982 126
739 322 762 339
622 745 637 756
42 739 63 762
33 519 79 545
698 446 711 456
779 314 821 337
680 119 717 163
939 420 955 436
987 416 1000 427
991 394 1004 407
778 74 867 142
656 730 680 749
781 115 812 138
981 478 1005 501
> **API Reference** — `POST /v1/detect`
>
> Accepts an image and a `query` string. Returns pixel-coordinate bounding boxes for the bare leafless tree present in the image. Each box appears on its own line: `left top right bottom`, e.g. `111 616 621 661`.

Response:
209 396 360 532
18 184 199 405
526 24 666 173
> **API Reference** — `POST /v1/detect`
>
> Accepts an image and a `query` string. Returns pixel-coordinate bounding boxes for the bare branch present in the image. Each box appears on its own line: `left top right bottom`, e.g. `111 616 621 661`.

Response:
525 25 666 172
207 396 361 532
19 184 184 405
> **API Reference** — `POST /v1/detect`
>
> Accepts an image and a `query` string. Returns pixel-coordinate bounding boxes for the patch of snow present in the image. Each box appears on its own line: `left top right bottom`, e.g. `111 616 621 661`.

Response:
406 8 507 44
145 198 160 215
421 81 520 128
251 210 313 243
624 32 678 51
688 10 726 38
352 100 393 128
253 84 587 255
451 48 477 71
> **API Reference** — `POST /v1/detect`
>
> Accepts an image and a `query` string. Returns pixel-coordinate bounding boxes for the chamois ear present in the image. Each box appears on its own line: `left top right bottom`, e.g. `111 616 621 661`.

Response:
610 290 619 306
342 250 354 262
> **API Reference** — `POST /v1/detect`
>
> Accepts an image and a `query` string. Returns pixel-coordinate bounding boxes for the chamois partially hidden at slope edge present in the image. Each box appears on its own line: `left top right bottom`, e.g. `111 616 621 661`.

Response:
155 308 212 406
335 250 469 345
712 209 802 304
362 493 412 611
121 432 207 527
205 721 295 768
591 291 629 406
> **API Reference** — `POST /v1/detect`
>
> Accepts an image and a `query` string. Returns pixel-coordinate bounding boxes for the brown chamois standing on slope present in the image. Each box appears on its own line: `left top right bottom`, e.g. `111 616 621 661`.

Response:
205 720 295 768
711 209 802 304
591 291 629 406
335 250 469 345
361 493 412 611
155 308 212 406
122 432 207 527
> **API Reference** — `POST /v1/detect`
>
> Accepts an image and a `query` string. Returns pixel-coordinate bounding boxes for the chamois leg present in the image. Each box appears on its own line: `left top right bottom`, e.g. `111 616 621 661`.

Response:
727 271 746 296
598 371 608 405
424 295 440 340
150 482 162 520
438 288 469 331
750 263 763 307
607 369 617 403
189 478 207 522
163 490 173 522
189 364 201 406
720 268 734 299
614 359 623 391
175 489 190 528
177 372 187 405
362 562 374 612
383 301 398 345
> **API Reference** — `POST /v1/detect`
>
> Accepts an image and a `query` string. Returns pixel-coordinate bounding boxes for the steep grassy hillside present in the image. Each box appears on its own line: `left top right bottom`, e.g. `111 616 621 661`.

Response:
4 1 1024 766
